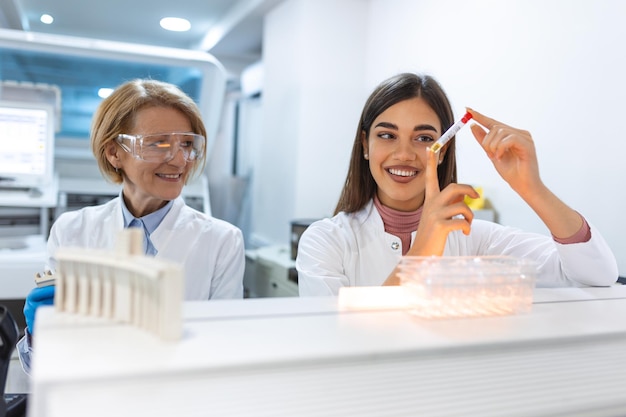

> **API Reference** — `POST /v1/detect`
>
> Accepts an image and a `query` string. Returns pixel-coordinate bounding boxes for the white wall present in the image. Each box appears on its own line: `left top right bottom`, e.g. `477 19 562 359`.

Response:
256 0 625 275
251 0 368 246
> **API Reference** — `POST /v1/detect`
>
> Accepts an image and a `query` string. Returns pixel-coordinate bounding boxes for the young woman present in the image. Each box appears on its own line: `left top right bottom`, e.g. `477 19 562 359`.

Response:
19 79 245 372
296 73 618 296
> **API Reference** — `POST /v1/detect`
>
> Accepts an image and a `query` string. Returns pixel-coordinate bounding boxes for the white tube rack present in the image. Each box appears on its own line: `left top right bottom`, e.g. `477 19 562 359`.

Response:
53 228 183 341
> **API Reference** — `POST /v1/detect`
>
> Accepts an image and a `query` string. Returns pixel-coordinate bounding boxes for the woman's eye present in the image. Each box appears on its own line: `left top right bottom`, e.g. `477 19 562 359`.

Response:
415 135 434 143
181 141 194 148
378 132 395 140
144 136 168 147
150 141 169 148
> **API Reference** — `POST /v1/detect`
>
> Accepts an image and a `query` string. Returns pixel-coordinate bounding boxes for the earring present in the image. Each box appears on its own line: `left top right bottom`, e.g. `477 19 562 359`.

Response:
438 157 444 165
364 153 369 159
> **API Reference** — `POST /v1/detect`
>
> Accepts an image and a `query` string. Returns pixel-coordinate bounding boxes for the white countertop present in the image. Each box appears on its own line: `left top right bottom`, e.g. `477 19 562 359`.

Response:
29 286 626 417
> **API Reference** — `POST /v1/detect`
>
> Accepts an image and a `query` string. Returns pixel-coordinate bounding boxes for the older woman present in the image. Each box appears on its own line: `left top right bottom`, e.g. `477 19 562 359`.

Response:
19 79 244 373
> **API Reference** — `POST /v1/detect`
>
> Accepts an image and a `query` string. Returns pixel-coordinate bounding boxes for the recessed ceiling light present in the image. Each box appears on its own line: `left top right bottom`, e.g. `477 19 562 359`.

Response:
40 14 54 24
98 88 114 99
159 17 191 32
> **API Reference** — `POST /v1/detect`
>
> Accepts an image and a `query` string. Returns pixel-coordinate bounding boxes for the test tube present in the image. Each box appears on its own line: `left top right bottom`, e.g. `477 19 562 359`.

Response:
430 111 473 153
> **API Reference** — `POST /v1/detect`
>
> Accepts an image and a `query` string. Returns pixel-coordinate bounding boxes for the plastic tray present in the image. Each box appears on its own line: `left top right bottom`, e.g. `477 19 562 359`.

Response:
397 256 537 319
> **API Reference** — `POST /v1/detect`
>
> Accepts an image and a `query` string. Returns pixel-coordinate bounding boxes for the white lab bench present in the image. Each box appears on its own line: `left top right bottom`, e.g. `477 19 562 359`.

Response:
28 285 626 417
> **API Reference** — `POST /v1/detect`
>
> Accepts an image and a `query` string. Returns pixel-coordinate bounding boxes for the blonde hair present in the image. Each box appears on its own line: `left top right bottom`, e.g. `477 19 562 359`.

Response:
91 79 207 184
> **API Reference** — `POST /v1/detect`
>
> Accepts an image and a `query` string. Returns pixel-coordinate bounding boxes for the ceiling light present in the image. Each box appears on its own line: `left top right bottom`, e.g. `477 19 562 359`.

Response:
40 14 54 25
159 17 191 32
98 88 114 99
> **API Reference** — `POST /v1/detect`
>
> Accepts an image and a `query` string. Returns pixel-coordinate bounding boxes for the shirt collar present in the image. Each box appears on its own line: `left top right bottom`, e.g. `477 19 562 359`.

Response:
120 193 174 234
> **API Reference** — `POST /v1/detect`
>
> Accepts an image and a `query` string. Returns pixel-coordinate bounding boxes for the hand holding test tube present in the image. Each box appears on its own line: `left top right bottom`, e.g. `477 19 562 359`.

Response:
430 111 473 153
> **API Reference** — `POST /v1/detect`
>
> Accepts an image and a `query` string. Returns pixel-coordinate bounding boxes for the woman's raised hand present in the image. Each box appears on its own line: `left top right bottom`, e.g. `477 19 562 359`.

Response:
468 108 542 198
408 146 479 256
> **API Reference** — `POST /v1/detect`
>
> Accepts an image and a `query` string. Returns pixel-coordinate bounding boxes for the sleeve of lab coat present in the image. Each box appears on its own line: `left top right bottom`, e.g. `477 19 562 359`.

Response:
207 226 245 299
457 220 618 287
296 219 350 296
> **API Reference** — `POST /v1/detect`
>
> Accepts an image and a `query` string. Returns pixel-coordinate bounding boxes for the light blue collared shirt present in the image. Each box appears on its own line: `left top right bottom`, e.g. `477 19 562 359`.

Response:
120 194 174 256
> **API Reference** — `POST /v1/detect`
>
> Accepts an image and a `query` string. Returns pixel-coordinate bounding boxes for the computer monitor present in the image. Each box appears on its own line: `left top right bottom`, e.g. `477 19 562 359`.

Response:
0 100 55 191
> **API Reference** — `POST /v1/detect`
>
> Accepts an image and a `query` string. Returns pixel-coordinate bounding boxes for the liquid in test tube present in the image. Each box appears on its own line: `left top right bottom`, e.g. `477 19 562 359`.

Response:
430 111 473 153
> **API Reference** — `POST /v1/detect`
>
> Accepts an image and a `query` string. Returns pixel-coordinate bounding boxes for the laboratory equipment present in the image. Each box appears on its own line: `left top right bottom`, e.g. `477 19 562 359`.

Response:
52 228 183 341
290 219 318 260
397 256 537 318
430 111 472 153
0 100 55 193
34 271 55 288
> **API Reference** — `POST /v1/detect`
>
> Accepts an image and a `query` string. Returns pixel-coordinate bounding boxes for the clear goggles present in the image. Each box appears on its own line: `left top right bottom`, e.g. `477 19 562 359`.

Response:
116 132 206 163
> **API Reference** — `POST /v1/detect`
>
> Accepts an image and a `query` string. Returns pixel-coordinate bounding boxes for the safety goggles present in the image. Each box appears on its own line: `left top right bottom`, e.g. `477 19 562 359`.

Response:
116 132 206 163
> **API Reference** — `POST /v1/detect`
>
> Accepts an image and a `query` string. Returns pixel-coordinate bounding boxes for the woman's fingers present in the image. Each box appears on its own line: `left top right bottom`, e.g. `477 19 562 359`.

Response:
466 107 541 195
412 180 479 255
425 147 441 199
469 123 492 157
467 107 505 130
468 107 534 160
441 182 480 202
422 184 479 228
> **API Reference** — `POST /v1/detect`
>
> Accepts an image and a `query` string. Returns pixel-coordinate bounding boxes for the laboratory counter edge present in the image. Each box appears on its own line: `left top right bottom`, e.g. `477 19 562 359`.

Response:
28 285 626 417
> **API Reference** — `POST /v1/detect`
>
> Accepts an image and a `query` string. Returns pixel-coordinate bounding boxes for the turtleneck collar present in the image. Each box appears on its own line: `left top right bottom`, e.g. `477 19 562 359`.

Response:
373 194 423 255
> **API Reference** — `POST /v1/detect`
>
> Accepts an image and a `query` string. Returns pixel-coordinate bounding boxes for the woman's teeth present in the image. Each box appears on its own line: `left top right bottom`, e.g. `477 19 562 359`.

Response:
388 168 417 177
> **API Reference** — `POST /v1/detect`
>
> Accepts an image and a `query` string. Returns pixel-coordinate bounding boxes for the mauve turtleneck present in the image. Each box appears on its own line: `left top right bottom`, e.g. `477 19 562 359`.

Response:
373 195 423 256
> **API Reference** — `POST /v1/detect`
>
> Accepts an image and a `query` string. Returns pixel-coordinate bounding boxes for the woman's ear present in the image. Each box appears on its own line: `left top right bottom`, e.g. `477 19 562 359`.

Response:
360 131 368 159
104 141 121 169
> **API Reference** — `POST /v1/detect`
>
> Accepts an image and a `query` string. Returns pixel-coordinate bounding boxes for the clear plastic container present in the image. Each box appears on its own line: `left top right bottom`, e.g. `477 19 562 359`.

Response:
397 256 537 319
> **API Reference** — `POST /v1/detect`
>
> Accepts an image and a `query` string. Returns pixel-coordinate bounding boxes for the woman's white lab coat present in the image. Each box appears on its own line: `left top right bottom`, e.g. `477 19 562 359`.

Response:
296 200 618 296
17 195 245 375
47 196 245 300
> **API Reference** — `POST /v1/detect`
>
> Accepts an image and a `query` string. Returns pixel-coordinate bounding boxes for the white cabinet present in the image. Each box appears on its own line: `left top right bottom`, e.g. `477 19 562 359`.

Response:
244 245 298 298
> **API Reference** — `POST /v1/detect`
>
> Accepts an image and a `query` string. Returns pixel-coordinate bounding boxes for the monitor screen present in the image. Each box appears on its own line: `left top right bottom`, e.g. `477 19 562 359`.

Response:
0 100 55 190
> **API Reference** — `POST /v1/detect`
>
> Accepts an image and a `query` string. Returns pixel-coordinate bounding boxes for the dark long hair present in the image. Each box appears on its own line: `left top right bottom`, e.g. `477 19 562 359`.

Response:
334 73 457 215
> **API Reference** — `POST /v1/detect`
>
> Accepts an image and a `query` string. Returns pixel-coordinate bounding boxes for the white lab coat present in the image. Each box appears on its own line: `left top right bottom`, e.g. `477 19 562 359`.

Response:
296 200 618 296
18 196 245 375
47 196 245 300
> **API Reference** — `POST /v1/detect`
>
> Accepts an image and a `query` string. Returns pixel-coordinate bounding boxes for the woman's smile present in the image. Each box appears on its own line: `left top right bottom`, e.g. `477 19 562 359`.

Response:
364 97 441 211
387 167 419 177
156 172 183 180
